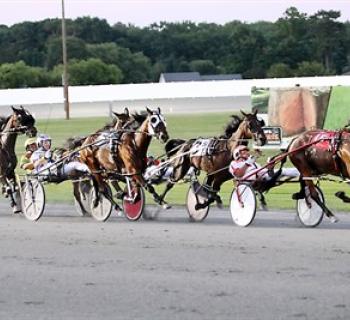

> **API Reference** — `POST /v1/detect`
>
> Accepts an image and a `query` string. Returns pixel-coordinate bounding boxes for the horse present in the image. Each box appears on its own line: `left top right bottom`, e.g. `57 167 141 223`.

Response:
158 111 266 208
76 107 169 209
287 128 350 223
0 106 37 212
66 107 146 214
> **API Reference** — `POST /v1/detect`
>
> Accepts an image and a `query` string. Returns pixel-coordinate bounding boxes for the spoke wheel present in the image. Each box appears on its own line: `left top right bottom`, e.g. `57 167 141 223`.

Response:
230 183 256 227
296 186 324 227
21 180 45 221
186 181 210 222
90 185 113 222
123 186 145 221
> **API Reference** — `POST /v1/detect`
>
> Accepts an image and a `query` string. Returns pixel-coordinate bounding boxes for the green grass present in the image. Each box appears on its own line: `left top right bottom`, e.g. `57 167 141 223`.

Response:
14 112 350 212
324 86 350 129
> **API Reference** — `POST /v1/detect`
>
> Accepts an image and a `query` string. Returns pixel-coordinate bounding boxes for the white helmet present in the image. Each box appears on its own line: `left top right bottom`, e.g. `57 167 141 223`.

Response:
37 134 51 147
233 145 249 160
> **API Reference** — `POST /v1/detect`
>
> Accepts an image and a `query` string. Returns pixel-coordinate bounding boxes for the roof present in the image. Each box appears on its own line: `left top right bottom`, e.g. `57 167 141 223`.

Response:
159 72 242 82
201 74 242 81
160 72 201 82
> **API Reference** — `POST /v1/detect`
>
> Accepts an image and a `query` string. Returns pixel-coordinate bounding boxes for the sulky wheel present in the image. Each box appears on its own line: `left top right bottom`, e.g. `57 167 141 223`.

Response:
21 179 46 221
186 181 210 222
90 185 113 222
123 185 145 221
230 183 257 227
296 185 324 228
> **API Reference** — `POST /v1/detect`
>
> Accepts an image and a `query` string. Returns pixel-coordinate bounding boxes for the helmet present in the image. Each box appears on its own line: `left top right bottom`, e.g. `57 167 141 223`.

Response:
24 137 37 148
37 134 51 147
233 145 249 160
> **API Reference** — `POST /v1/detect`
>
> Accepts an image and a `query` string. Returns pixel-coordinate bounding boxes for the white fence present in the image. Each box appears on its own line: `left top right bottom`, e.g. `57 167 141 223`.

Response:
0 76 349 119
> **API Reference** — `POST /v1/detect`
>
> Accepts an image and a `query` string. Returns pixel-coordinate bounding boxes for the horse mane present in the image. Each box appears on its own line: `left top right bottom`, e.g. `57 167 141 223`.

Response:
219 115 242 139
65 136 87 150
99 111 148 132
0 116 10 131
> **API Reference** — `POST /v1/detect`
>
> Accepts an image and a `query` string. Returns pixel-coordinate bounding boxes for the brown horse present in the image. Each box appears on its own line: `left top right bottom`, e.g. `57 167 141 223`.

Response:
287 129 350 222
0 106 37 212
77 107 169 208
159 110 266 208
67 108 146 213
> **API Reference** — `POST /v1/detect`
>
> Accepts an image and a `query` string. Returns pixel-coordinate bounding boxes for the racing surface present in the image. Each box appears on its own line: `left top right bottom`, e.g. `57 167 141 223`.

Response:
0 201 349 319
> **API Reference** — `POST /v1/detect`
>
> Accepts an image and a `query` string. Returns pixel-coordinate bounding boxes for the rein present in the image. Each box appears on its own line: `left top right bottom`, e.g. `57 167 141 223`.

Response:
0 126 29 135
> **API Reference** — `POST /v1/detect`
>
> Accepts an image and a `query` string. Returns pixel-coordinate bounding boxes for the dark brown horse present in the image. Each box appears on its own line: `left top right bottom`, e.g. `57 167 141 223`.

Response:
159 111 266 208
77 107 169 208
287 129 350 222
0 106 37 212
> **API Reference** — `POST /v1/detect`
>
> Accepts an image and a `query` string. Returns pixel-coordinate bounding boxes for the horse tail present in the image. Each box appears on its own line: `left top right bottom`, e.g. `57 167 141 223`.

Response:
165 138 186 157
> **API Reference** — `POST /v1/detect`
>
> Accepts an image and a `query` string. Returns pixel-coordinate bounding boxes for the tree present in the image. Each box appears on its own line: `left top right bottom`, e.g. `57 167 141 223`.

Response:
52 58 123 86
295 61 327 76
189 59 218 74
46 36 88 69
86 42 153 83
267 63 294 78
0 61 52 88
309 10 346 72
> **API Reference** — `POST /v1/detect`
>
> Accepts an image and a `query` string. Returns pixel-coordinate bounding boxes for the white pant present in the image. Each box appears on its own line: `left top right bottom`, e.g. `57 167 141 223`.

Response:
62 162 90 176
243 167 299 182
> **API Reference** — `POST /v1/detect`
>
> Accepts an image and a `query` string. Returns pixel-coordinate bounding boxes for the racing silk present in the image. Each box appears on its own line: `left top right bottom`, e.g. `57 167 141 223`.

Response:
229 159 268 181
229 159 299 182
95 131 121 152
190 139 217 157
30 148 52 172
309 130 342 152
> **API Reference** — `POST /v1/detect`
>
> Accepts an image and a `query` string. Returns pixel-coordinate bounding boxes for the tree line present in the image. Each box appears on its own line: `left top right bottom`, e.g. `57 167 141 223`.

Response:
0 7 349 89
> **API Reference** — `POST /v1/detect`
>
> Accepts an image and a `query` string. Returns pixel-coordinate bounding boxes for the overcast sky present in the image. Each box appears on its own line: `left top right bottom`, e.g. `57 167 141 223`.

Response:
1 0 349 27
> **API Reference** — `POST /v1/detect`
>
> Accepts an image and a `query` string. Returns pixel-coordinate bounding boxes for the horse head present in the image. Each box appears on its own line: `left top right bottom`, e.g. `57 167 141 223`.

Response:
11 106 37 137
146 107 169 143
240 110 266 146
112 107 132 130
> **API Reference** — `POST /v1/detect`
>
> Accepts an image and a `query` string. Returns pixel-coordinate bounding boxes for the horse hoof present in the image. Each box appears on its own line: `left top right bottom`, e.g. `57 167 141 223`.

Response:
216 202 223 209
330 216 339 223
195 203 206 210
335 191 345 198
13 210 21 214
260 204 268 211
162 203 171 210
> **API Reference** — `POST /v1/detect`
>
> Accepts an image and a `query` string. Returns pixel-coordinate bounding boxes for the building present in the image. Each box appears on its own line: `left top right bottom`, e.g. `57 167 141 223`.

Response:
159 72 242 83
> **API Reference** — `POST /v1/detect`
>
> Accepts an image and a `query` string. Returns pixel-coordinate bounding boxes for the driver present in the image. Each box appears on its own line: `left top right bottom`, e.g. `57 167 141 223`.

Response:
31 134 90 178
19 137 38 172
229 145 299 182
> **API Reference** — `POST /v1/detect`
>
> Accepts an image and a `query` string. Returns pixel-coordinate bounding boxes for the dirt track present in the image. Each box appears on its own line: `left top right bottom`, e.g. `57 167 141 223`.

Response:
0 202 349 319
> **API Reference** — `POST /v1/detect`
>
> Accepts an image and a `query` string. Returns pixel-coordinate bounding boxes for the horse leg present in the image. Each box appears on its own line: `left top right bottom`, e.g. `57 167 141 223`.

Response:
158 161 191 205
110 179 125 199
257 192 268 211
158 180 175 204
194 176 217 210
72 180 90 215
4 175 21 214
133 174 171 209
307 182 338 223
300 176 338 223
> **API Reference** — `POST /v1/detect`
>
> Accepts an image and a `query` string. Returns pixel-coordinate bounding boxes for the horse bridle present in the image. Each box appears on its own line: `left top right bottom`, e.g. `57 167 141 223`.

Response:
148 114 167 136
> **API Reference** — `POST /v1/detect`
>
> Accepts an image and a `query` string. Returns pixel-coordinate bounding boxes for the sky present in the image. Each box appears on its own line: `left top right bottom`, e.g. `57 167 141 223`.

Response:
1 0 349 27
